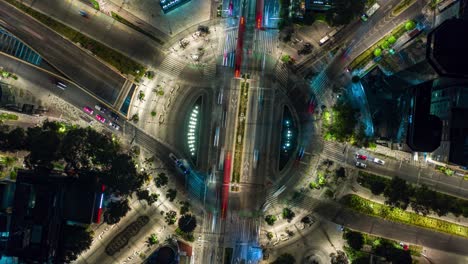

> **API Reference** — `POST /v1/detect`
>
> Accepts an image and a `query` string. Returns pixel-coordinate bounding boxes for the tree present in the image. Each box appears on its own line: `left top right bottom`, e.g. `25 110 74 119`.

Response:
272 253 295 264
405 20 416 31
179 201 191 215
336 167 346 179
147 233 158 246
178 214 197 233
165 210 177 225
266 232 273 240
282 208 295 222
101 154 145 195
26 129 61 170
373 48 382 57
329 0 365 26
58 225 93 263
330 250 348 264
155 172 168 187
411 185 435 216
166 189 177 202
265 215 277 225
137 190 158 205
344 231 364 251
104 199 131 225
383 177 412 209
6 127 26 150
388 35 397 44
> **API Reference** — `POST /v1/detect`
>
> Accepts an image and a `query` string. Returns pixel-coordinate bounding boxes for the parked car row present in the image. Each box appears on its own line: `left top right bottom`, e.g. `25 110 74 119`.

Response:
355 153 386 169
83 105 120 130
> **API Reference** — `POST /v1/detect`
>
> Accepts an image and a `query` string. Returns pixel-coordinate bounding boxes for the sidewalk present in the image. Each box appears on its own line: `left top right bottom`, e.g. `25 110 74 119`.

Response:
78 0 169 43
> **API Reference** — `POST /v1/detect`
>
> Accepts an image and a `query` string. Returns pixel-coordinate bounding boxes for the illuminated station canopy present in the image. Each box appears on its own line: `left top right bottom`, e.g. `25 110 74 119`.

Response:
160 0 192 13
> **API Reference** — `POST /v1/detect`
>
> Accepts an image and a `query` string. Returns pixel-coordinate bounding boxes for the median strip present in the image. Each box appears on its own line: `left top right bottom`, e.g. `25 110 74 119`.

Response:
341 194 468 238
231 80 250 190
5 0 146 78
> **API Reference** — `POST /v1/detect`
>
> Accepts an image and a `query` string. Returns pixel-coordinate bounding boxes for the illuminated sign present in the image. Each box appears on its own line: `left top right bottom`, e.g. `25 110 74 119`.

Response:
160 0 192 13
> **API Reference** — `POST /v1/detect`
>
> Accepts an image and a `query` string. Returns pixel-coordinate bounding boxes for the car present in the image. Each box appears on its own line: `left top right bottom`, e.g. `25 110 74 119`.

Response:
373 158 385 165
179 165 190 175
83 106 94 115
109 122 120 130
96 114 106 123
109 112 119 121
95 104 107 113
296 147 305 161
356 154 367 160
56 80 67 90
169 153 181 165
355 161 367 168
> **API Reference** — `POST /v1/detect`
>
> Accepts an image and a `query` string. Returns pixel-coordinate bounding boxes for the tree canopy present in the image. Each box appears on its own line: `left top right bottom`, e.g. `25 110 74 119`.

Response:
344 231 364 251
58 225 93 263
104 199 131 225
178 214 197 233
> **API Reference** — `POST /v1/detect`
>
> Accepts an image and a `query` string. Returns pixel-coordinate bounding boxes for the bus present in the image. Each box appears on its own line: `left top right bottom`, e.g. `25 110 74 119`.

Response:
361 3 380 21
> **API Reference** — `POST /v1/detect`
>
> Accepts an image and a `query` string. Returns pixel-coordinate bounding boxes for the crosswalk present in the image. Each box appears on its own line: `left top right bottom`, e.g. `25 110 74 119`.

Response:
253 30 278 55
156 53 187 77
219 28 238 67
203 63 217 81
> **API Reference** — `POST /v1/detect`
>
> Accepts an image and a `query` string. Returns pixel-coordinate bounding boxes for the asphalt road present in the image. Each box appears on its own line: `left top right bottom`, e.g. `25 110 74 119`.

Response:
0 1 126 105
322 141 468 198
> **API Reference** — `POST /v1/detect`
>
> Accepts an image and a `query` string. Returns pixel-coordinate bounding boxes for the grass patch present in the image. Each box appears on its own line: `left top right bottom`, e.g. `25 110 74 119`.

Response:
0 113 19 121
111 12 164 45
5 0 145 78
341 194 468 238
89 0 100 10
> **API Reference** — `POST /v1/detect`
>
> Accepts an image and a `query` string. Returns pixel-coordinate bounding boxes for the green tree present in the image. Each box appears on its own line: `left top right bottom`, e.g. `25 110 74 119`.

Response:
178 214 197 233
344 231 364 251
265 215 277 225
405 20 416 31
147 233 158 246
282 208 295 222
58 225 93 263
166 189 177 202
387 35 397 44
165 210 177 225
26 129 61 170
104 199 131 225
373 48 382 57
155 172 168 187
266 232 274 240
272 253 295 264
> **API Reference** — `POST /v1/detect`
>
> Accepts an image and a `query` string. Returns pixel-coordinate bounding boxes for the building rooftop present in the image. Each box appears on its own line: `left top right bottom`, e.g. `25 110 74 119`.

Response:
427 19 468 78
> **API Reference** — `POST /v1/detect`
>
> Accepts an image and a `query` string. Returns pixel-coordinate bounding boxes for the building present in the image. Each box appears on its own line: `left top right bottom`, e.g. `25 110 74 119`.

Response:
3 170 100 263
304 0 333 11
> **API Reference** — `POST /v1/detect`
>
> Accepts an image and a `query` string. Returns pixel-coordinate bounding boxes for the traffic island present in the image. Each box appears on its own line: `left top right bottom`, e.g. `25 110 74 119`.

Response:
231 80 250 191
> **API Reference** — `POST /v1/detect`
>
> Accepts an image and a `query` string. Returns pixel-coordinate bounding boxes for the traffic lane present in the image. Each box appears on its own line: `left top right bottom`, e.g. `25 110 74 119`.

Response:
0 1 125 105
0 53 126 132
23 0 166 66
325 142 468 198
316 203 468 256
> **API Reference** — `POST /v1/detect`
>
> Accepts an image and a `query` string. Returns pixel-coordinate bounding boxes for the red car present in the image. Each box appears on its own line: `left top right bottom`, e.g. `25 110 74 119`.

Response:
356 154 367 160
96 114 106 123
83 106 94 115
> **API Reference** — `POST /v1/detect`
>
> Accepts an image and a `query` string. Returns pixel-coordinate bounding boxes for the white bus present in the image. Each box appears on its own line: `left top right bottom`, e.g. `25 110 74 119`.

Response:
361 3 380 21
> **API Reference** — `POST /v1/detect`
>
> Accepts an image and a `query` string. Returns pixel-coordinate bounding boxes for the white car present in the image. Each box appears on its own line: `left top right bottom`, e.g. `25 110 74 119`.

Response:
355 162 367 168
373 158 385 165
